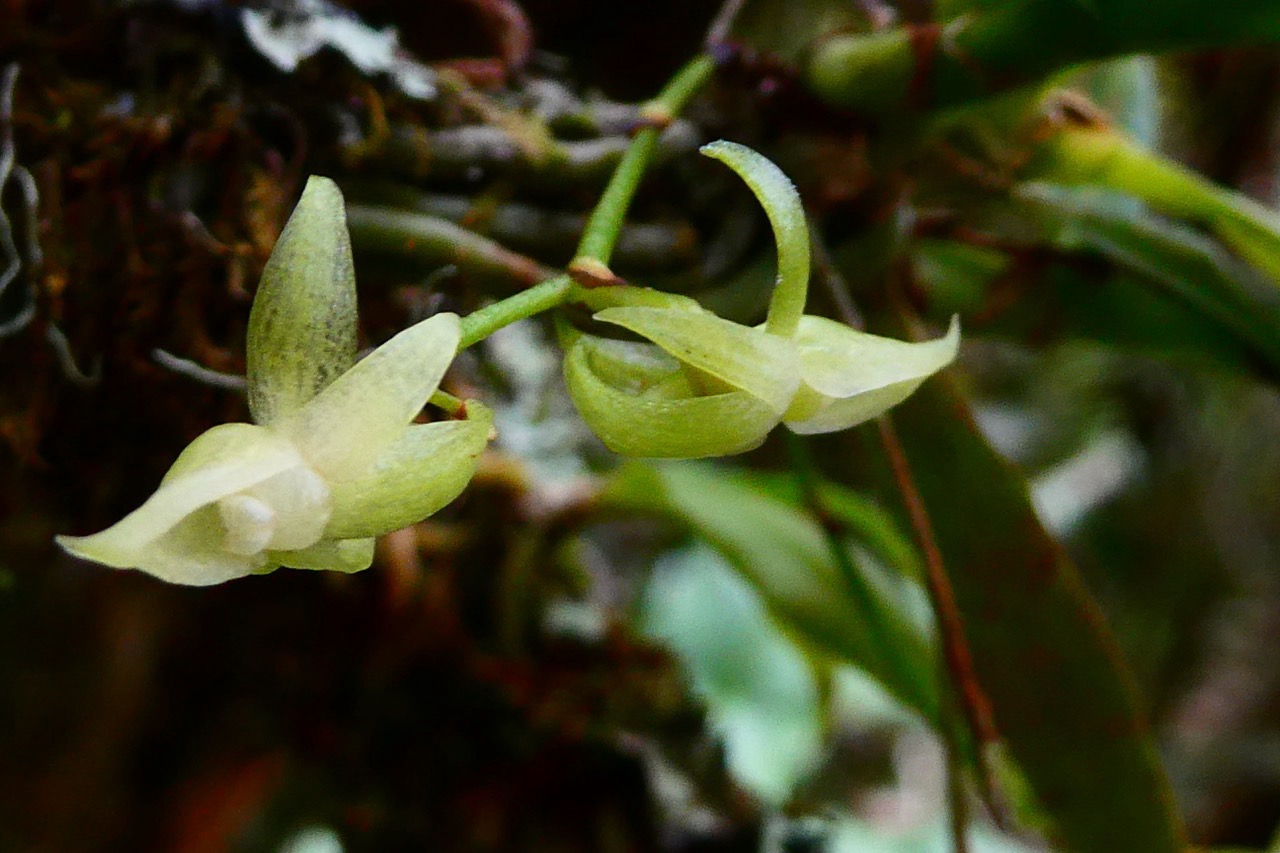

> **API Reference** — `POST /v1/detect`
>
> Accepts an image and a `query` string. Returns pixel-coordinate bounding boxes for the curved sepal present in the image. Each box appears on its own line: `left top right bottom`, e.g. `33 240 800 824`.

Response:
594 306 801 413
701 140 810 335
325 403 494 538
248 176 358 425
784 316 960 434
565 339 781 458
285 312 461 481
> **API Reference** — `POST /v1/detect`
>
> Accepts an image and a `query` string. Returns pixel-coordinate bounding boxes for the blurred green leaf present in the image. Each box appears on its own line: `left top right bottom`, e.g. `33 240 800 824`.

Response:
828 811 1036 853
604 461 942 727
639 542 824 805
1021 185 1280 381
1029 124 1280 285
909 227 1278 381
808 1 1280 113
864 367 1187 852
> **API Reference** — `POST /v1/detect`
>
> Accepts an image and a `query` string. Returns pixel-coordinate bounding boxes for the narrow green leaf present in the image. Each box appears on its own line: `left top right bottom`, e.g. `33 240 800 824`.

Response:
1019 185 1280 382
604 461 942 726
808 0 1280 113
866 367 1187 852
1031 125 1280 285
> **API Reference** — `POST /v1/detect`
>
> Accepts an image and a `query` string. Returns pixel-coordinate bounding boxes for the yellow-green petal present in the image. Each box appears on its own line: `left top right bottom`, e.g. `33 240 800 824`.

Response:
565 340 781 458
793 315 960 398
56 423 303 583
785 316 961 434
594 306 801 414
247 176 359 425
325 404 493 539
126 507 262 586
284 312 461 482
701 141 810 336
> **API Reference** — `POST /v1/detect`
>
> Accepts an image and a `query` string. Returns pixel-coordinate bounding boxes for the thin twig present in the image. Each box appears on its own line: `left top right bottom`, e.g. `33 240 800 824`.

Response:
0 62 37 337
819 237 1008 840
47 324 100 387
152 349 246 392
878 414 986 851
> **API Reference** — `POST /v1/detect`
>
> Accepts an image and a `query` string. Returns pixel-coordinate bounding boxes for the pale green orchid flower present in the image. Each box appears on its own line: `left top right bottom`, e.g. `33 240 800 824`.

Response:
563 140 957 457
57 177 491 586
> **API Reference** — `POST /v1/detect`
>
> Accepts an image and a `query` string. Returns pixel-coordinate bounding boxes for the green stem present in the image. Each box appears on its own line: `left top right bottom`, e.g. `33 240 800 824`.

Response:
574 54 716 265
429 389 465 416
458 274 573 349
454 54 716 350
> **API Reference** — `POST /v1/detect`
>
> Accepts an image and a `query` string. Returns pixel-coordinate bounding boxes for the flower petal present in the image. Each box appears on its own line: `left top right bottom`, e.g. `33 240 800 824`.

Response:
56 423 302 582
701 141 810 335
284 312 461 482
272 537 376 573
127 507 263 586
785 317 961 435
565 339 781 458
593 306 800 414
325 404 493 539
793 315 960 398
247 176 359 425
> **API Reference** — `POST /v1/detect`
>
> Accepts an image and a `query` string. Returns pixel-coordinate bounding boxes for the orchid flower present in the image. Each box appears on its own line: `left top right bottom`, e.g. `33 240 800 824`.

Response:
57 177 491 586
563 140 958 458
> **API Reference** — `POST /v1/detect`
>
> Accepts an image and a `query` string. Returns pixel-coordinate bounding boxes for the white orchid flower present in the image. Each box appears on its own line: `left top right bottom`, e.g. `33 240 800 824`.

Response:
57 177 491 586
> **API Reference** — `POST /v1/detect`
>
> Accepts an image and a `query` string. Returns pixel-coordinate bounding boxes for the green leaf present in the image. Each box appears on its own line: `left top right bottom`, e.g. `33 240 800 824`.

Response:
639 542 824 805
1019 185 1280 381
808 0 1280 113
604 461 941 726
865 367 1187 852
284 312 460 482
1030 125 1280 285
247 176 359 426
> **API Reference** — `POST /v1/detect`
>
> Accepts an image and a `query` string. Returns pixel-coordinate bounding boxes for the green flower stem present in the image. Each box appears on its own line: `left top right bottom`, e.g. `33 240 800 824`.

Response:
454 54 716 350
574 54 716 266
429 389 465 416
458 273 573 349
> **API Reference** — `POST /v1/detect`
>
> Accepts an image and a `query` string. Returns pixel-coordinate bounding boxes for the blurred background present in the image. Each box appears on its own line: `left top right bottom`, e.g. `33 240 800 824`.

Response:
3 1 1280 850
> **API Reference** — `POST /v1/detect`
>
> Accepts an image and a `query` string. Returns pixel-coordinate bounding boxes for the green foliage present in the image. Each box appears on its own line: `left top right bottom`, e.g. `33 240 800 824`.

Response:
868 369 1187 851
